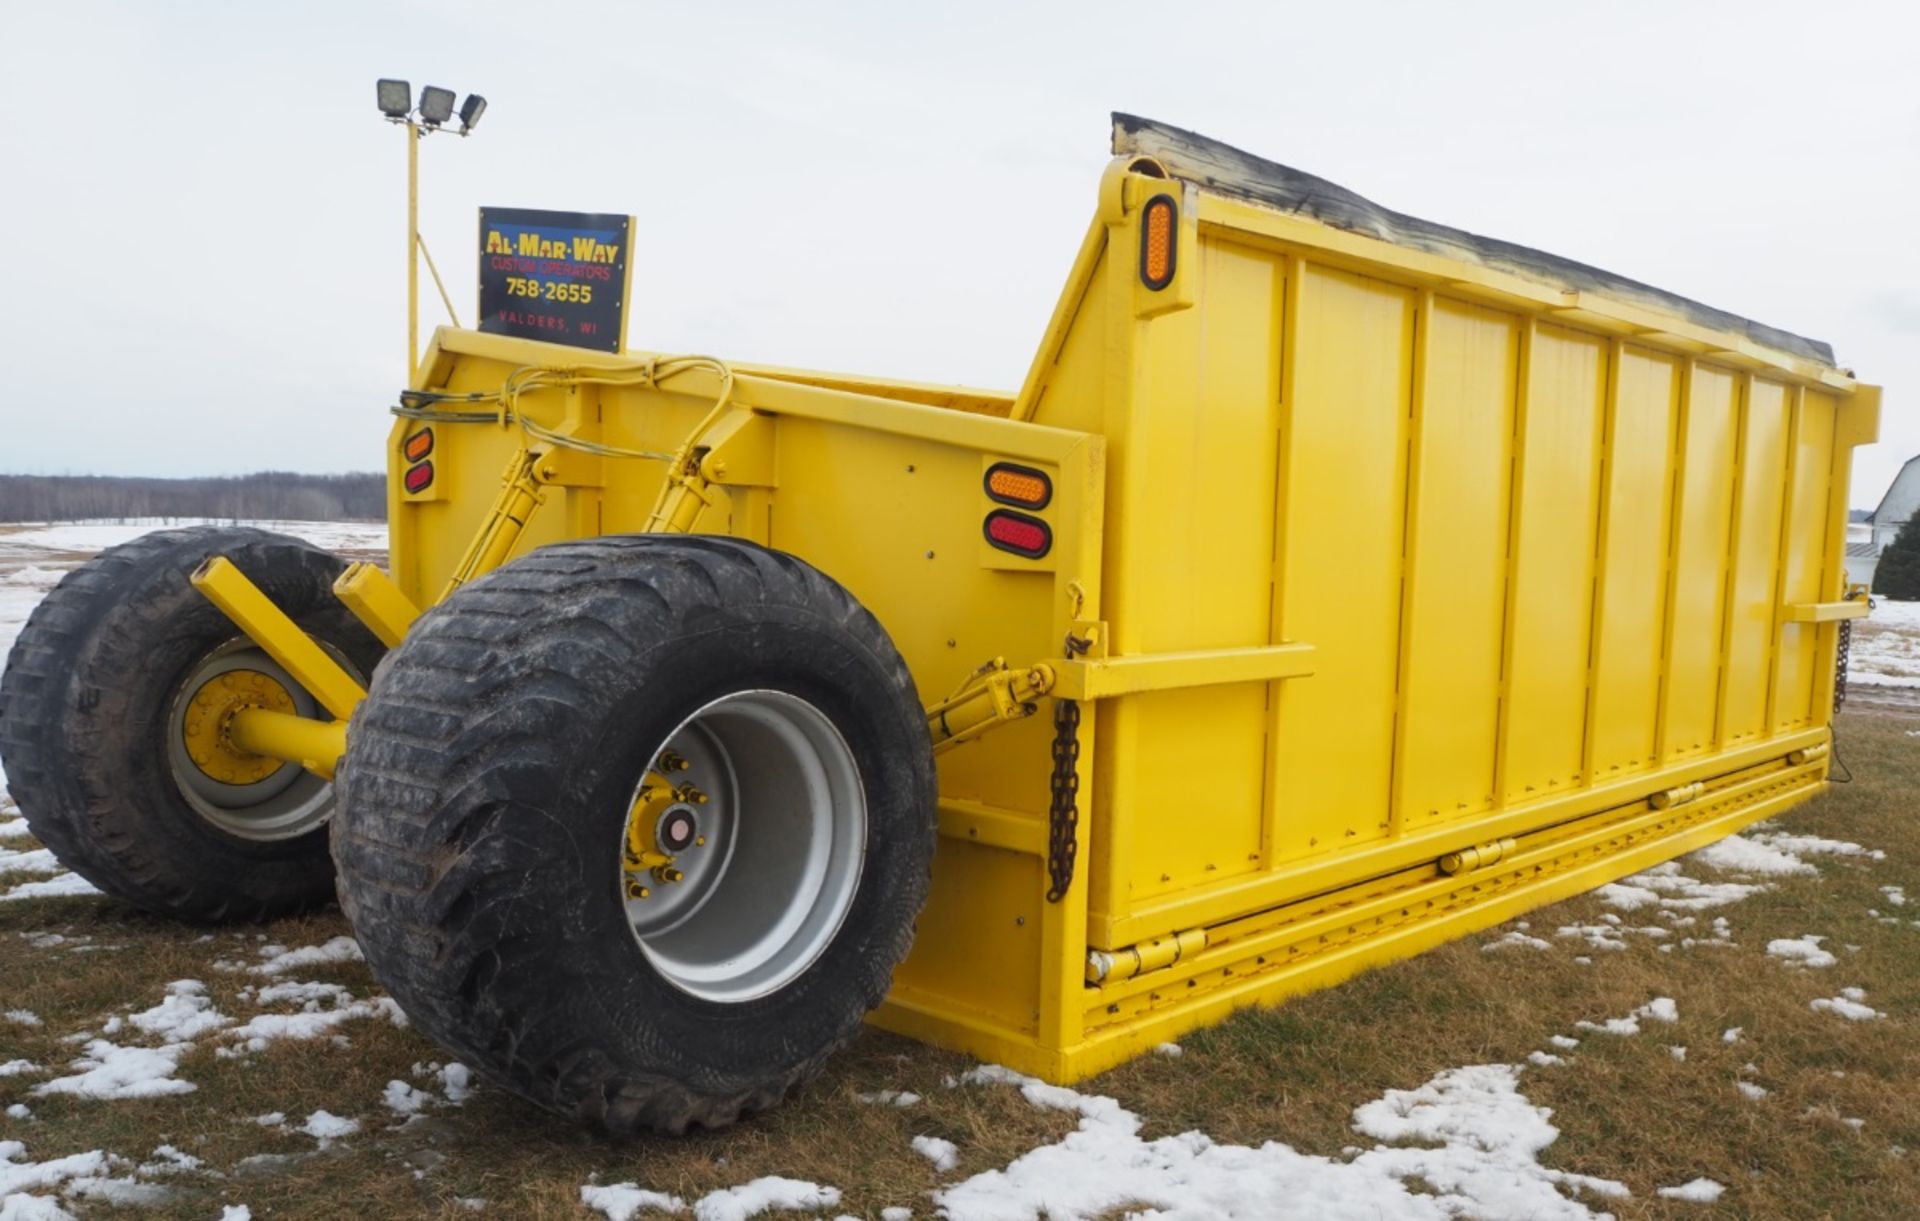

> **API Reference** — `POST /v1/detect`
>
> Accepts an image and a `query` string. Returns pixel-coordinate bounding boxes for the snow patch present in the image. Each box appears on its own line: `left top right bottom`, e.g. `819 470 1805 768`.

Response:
31 1041 193 1100
1575 996 1678 1037
692 1176 843 1221
1811 987 1885 1021
912 1135 960 1173
855 1089 921 1108
299 1110 359 1143
1596 862 1767 913
0 873 103 903
1688 834 1815 877
244 936 363 976
1766 935 1837 969
935 1060 1626 1220
1657 1177 1726 1202
383 1080 433 1116
1482 929 1552 952
581 1182 685 1219
0 848 62 877
129 979 230 1041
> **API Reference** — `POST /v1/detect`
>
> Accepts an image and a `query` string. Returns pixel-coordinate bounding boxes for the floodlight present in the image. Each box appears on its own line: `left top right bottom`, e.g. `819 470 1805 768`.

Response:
419 86 456 127
458 94 487 133
376 79 412 118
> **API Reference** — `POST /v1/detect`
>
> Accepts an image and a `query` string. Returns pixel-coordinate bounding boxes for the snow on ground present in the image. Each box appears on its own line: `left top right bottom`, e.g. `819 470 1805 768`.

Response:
1766 935 1838 969
0 519 387 560
237 936 366 976
919 1054 1635 1221
1811 988 1886 1022
1574 997 1679 1038
581 1175 846 1221
912 1134 960 1172
1846 599 1920 687
1657 1177 1727 1202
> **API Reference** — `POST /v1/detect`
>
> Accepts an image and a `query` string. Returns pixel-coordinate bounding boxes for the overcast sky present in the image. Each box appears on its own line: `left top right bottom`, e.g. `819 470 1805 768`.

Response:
2 1 1915 505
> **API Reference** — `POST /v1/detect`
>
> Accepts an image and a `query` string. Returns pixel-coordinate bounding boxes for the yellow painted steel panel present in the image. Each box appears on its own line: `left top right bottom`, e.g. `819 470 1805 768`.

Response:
1106 239 1281 911
1773 393 1836 732
1722 380 1790 744
1271 264 1412 862
890 839 1045 1036
1396 297 1517 827
1662 364 1739 759
1589 347 1680 780
1501 324 1606 802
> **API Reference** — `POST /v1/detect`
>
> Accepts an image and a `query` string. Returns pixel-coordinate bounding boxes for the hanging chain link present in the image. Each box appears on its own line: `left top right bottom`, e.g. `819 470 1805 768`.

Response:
1044 629 1094 904
1045 697 1081 903
1834 615 1852 714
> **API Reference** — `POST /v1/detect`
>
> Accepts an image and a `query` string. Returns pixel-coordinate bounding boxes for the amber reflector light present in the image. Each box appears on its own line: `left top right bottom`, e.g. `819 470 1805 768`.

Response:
985 462 1052 509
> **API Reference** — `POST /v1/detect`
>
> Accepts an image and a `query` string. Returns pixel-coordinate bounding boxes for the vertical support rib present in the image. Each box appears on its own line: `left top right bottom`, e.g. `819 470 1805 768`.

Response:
1712 372 1753 749
1580 338 1624 786
1387 289 1434 838
1491 319 1536 808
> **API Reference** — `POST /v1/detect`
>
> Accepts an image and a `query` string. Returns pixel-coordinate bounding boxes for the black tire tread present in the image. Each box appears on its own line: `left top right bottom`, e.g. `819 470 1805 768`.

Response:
333 534 935 1134
0 527 380 920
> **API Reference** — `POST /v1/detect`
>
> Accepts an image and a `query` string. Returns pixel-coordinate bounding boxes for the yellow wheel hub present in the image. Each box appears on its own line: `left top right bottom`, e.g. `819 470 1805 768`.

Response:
622 751 706 899
181 669 297 786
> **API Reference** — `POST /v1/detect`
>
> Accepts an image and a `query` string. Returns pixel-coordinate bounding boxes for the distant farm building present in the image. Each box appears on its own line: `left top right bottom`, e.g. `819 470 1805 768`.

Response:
1849 454 1920 588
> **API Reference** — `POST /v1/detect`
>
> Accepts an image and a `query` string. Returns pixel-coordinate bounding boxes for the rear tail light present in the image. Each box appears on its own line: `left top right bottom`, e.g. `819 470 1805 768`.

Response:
984 510 1051 559
404 461 434 494
985 462 1052 509
1140 194 1177 290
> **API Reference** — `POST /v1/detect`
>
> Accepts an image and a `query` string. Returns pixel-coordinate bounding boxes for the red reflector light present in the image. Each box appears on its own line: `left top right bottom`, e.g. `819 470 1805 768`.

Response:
402 428 434 462
1140 193 1177 290
984 510 1051 558
404 461 434 493
985 462 1052 509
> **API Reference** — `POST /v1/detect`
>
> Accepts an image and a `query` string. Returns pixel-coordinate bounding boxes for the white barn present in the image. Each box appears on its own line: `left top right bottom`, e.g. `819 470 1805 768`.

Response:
1851 454 1920 588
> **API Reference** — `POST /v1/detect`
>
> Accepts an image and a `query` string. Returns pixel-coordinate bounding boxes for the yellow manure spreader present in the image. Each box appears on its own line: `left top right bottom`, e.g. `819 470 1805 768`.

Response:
0 113 1877 1134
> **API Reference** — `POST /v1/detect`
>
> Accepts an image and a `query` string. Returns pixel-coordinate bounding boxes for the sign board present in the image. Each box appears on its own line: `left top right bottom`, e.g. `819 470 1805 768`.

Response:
477 207 633 352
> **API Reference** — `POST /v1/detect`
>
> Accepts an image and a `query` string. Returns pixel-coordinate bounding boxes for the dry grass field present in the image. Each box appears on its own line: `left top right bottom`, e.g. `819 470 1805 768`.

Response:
1 525 1915 1219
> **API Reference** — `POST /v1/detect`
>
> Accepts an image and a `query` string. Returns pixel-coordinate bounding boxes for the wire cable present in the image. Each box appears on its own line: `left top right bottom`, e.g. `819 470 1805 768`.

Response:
387 354 737 467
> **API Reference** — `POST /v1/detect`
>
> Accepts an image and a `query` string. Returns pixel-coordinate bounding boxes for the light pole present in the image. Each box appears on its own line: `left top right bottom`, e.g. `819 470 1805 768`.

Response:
376 80 487 388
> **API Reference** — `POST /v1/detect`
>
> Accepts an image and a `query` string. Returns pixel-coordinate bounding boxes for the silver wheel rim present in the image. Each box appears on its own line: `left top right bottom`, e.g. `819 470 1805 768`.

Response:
619 690 867 1003
164 638 346 842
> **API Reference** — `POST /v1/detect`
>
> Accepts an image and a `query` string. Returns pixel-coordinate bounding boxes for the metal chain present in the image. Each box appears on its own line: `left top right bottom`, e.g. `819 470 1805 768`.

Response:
1834 616 1852 714
1045 698 1082 903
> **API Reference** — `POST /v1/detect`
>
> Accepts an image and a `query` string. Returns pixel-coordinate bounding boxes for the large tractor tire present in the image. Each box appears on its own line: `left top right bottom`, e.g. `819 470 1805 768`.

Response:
0 526 383 921
333 535 937 1134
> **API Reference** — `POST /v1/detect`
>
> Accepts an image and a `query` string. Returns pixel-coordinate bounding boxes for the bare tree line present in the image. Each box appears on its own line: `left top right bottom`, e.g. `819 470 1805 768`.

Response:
0 473 385 523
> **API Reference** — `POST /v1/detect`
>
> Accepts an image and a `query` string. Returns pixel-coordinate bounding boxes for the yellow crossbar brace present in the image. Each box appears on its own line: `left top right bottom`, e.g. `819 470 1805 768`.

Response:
190 557 367 721
334 563 421 647
1052 643 1317 700
1782 600 1870 623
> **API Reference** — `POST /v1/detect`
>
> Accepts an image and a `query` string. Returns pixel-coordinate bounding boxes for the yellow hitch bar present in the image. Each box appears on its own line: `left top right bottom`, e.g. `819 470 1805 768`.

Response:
190 556 365 778
227 708 347 782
